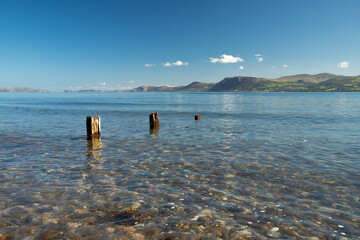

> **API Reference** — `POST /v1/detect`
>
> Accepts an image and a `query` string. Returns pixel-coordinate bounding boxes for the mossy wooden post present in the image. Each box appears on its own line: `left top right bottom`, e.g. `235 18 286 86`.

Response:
86 116 101 139
149 112 159 132
195 115 201 120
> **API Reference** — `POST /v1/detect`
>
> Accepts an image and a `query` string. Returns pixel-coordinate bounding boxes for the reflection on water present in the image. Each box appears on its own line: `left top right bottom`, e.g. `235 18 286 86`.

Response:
150 128 159 135
221 93 245 114
86 138 102 161
0 92 360 239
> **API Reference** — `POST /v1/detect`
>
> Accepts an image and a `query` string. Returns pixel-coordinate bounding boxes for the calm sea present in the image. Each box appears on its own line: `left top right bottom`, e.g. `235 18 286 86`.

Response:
0 92 359 239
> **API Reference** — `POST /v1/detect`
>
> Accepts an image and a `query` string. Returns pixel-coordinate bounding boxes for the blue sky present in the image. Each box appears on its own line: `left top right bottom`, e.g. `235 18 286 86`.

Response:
0 0 359 91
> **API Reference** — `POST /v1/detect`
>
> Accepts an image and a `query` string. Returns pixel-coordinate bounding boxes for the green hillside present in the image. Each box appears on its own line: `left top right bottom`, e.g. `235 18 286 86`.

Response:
76 73 360 93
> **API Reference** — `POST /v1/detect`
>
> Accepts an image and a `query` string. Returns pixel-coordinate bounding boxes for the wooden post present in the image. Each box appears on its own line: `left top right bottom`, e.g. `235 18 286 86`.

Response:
149 112 159 132
86 116 101 139
195 115 201 120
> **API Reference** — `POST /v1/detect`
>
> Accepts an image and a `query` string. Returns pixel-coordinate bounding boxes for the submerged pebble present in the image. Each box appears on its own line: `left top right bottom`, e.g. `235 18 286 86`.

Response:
271 227 279 232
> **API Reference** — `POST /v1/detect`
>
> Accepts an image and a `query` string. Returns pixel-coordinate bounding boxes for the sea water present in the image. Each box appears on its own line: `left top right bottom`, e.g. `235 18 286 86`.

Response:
0 92 359 239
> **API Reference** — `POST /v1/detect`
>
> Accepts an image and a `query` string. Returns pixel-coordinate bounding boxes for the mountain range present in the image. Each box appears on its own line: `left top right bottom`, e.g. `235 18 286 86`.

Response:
0 87 48 92
130 73 360 92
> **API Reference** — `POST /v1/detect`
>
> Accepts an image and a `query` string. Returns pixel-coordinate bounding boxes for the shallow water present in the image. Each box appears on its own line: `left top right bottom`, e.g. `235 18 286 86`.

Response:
0 92 359 239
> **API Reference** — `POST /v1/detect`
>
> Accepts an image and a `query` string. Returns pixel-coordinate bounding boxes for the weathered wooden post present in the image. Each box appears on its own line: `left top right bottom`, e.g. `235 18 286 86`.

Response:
86 116 101 139
149 112 159 132
195 115 201 120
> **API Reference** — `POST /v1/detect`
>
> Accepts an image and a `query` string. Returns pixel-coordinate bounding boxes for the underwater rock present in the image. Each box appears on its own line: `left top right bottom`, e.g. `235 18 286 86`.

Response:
67 222 81 233
139 223 162 237
131 233 146 240
0 236 12 240
98 208 139 226
124 226 136 234
131 202 141 209
231 229 253 239
200 209 213 216
36 225 59 240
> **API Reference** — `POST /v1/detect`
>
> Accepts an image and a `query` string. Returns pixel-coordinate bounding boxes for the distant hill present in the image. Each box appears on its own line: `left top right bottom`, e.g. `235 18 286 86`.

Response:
64 89 127 92
129 73 360 92
273 73 341 83
208 77 266 92
131 85 174 92
311 76 360 91
64 73 360 93
131 81 215 92
174 81 215 92
0 87 48 92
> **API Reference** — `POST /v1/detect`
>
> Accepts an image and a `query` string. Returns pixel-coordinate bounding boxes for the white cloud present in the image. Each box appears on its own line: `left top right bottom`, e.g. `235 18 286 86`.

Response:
172 60 189 66
239 66 244 69
255 54 264 62
283 64 288 68
209 54 244 63
145 64 155 67
129 80 135 83
337 61 349 68
162 60 189 67
99 82 107 86
272 66 277 69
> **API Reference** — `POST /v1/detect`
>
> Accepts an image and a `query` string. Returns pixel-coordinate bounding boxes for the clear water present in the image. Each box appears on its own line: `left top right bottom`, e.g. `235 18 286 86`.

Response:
0 92 359 239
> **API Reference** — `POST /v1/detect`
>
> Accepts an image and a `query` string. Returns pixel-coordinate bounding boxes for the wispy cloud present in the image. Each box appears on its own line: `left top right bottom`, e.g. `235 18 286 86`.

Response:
272 66 277 69
239 66 244 69
283 64 288 68
99 82 107 86
255 54 264 62
163 60 189 67
209 54 244 63
145 64 155 67
337 61 349 68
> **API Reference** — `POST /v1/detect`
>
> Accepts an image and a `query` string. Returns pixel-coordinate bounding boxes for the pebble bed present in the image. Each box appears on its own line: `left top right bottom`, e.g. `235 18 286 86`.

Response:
0 92 359 239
